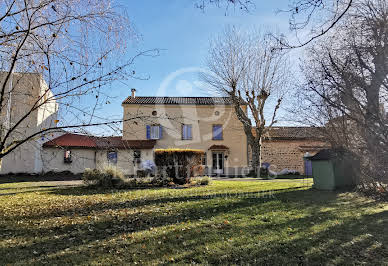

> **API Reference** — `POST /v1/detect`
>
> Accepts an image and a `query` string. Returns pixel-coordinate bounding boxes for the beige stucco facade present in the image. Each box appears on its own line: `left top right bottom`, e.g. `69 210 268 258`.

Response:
122 103 249 175
41 147 154 175
0 72 59 174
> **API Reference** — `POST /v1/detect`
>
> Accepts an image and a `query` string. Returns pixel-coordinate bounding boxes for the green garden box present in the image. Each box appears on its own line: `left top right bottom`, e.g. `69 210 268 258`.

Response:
310 149 359 190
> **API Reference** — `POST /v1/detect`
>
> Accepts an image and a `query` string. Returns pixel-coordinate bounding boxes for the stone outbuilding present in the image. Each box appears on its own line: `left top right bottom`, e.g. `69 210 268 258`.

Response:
258 127 329 174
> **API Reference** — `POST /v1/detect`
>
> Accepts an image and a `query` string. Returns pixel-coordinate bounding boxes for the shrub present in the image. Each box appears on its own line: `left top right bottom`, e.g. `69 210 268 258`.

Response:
83 168 104 186
136 170 147 178
191 176 211 186
151 176 173 187
192 165 205 176
247 167 269 178
82 166 125 188
154 148 204 185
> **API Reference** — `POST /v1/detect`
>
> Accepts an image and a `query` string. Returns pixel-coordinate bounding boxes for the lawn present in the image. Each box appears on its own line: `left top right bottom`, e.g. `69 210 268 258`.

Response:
0 179 387 265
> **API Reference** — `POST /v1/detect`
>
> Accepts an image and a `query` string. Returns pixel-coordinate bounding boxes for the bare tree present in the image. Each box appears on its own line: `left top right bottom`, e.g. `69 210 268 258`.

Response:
194 0 254 12
202 27 290 176
297 0 388 193
0 0 159 161
195 0 355 49
278 0 354 48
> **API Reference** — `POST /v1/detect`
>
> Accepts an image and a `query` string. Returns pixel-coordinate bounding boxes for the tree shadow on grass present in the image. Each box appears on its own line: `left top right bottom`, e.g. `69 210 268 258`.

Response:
131 209 388 265
0 187 384 264
11 186 322 221
0 175 81 184
0 185 74 196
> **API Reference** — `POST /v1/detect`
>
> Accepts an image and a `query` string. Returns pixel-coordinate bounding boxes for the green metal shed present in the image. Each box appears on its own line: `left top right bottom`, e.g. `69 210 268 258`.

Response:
310 149 359 190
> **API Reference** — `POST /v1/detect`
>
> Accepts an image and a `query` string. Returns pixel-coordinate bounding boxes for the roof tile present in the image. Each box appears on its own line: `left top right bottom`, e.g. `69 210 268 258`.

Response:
253 127 325 140
122 96 236 105
43 133 156 149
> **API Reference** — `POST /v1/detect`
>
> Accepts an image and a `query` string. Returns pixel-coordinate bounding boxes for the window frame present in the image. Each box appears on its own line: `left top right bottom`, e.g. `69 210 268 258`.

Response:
134 150 141 159
150 125 160 140
133 150 141 164
64 149 72 164
212 124 223 140
201 152 207 165
107 150 118 165
182 124 193 140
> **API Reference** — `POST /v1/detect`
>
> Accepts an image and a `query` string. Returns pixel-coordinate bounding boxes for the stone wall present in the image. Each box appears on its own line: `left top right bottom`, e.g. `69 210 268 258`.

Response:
261 140 327 174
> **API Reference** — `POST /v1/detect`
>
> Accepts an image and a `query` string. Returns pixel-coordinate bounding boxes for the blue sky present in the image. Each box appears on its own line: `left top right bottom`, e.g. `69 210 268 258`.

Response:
118 0 291 98
79 0 301 134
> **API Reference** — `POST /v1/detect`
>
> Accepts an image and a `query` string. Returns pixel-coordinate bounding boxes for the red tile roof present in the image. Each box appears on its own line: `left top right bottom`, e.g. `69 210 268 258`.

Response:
43 133 156 149
122 96 238 105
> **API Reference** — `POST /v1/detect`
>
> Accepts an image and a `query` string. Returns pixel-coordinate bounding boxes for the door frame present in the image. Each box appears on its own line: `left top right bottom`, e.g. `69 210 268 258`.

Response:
212 151 224 175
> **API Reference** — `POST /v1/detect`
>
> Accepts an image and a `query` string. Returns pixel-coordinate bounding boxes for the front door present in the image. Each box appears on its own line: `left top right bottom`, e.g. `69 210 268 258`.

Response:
212 152 224 175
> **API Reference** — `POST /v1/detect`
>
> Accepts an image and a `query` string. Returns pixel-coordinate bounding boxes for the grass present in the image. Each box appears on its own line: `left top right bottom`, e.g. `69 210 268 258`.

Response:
0 179 387 265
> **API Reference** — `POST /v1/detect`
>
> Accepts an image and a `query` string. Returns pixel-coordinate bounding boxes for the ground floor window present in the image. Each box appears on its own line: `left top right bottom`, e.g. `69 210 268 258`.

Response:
201 152 207 165
64 150 72 163
133 150 141 164
107 151 118 164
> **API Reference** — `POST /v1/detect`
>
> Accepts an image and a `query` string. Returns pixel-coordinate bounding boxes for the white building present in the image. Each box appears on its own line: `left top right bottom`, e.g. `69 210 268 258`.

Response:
0 72 59 174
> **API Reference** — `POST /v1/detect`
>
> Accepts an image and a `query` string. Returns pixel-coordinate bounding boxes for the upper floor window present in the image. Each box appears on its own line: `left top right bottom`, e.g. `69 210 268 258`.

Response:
146 125 162 140
212 125 223 140
107 151 118 164
182 124 192 140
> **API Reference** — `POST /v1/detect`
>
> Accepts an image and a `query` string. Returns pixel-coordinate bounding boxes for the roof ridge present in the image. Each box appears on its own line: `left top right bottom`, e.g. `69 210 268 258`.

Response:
127 96 229 97
122 96 237 105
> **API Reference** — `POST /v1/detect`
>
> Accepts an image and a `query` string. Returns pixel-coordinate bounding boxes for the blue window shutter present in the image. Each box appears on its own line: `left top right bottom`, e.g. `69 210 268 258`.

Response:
188 125 192 139
146 125 151 139
182 125 186 140
159 125 163 139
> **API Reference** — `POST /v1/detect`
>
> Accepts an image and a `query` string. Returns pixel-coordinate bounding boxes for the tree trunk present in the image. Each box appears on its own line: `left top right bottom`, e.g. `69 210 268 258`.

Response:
249 139 262 177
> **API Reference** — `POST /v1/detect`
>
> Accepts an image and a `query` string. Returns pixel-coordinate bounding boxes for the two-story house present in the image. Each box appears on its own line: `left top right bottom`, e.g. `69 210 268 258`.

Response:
121 90 249 176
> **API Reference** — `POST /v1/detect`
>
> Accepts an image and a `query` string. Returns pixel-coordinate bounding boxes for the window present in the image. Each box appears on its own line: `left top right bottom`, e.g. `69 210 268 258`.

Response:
146 125 162 139
133 150 141 164
212 125 223 140
134 150 141 159
201 152 207 165
152 110 157 116
64 150 72 163
107 151 117 164
182 124 192 140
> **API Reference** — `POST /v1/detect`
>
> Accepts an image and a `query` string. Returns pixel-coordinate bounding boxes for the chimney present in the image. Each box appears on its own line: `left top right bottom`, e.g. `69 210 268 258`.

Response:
131 88 136 98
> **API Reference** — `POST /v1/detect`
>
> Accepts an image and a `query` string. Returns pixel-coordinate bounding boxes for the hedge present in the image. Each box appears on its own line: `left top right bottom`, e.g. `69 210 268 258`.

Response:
154 148 205 184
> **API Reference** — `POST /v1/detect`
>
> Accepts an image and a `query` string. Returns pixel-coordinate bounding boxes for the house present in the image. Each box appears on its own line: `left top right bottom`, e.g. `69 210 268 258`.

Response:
40 89 327 176
0 72 59 174
41 134 155 175
121 91 249 176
